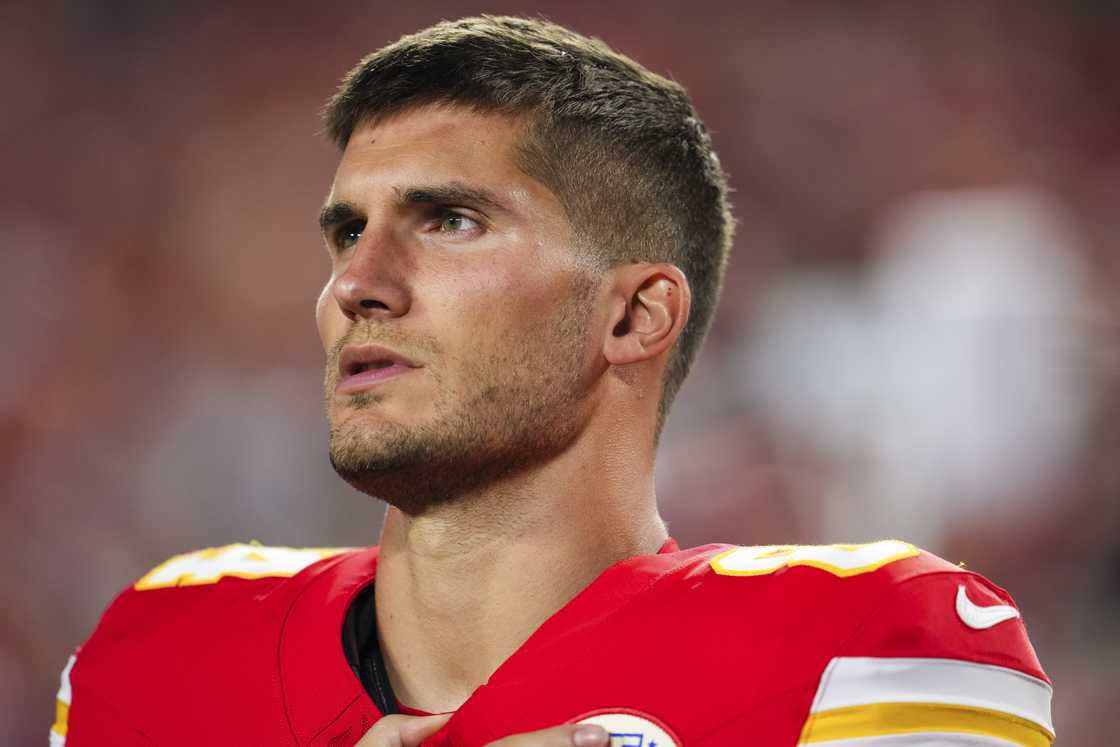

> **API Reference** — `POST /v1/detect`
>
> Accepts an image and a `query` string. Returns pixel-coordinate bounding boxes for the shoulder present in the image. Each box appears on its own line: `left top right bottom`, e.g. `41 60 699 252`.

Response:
55 543 376 744
668 540 1022 619
657 539 968 615
84 541 374 651
674 539 1047 674
84 542 362 640
664 539 1053 745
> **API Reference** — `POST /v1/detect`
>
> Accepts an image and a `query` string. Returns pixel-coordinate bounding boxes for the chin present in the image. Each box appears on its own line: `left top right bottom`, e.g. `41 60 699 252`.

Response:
330 455 462 516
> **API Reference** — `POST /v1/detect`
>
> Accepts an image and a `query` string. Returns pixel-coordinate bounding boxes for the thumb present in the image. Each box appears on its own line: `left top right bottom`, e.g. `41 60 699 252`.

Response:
357 712 453 747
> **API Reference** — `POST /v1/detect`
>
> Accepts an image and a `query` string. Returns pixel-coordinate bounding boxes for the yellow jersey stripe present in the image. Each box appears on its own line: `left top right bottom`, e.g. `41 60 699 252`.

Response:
798 702 1055 747
50 698 69 737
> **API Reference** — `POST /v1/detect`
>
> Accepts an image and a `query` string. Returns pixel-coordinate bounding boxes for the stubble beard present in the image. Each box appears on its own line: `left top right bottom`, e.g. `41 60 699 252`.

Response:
326 280 596 515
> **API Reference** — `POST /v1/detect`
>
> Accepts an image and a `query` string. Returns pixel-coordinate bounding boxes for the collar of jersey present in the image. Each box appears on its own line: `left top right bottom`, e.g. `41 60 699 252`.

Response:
277 537 683 744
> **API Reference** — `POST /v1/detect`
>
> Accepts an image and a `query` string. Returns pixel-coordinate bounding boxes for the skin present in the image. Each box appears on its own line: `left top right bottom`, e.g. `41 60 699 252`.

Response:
316 104 690 728
355 713 610 747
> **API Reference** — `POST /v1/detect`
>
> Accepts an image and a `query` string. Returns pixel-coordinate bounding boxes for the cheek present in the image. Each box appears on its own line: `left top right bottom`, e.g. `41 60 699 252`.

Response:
458 271 578 372
442 264 554 333
315 280 338 350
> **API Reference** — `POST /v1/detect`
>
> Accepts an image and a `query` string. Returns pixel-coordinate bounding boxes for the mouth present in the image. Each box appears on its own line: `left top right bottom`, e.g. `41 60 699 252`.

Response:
335 344 419 395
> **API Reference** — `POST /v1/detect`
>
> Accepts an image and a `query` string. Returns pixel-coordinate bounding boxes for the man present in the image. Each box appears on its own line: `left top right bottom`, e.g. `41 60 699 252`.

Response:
52 16 1053 747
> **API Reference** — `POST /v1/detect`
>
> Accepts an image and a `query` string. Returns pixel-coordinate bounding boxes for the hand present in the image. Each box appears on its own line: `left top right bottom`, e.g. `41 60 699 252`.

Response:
356 712 611 747
356 713 452 747
486 723 609 747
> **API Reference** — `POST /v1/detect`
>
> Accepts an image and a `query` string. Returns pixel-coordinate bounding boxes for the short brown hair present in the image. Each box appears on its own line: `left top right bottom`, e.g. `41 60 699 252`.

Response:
324 15 733 440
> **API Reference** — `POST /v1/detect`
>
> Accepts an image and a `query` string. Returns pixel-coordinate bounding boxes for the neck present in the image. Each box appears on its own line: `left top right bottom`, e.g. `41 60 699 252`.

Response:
372 431 666 713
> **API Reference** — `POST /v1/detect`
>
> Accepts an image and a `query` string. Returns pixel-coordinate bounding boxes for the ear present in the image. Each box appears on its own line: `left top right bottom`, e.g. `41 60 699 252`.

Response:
602 263 690 367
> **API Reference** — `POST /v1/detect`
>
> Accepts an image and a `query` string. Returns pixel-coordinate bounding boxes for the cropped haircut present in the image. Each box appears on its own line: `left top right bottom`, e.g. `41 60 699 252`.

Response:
323 15 733 441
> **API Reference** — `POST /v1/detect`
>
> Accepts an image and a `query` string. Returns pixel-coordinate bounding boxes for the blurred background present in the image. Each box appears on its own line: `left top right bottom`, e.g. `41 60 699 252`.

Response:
3 1 1118 744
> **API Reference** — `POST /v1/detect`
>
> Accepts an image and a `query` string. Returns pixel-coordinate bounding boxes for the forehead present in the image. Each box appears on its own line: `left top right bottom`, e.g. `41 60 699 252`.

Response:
329 105 557 211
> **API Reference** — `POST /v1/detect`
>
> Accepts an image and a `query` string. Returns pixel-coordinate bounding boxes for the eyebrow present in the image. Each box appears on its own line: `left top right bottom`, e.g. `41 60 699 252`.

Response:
396 182 506 213
318 202 360 235
318 182 508 236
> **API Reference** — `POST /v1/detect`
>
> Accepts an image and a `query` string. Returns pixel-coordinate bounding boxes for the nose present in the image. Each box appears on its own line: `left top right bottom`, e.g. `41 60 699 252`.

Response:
330 231 411 322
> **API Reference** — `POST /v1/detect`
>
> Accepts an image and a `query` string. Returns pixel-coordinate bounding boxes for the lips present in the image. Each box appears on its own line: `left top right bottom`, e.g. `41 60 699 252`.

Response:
335 344 418 394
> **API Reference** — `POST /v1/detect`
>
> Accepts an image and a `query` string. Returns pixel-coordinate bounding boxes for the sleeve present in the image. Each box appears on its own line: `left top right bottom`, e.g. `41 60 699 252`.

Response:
796 570 1054 747
50 649 157 746
48 653 74 746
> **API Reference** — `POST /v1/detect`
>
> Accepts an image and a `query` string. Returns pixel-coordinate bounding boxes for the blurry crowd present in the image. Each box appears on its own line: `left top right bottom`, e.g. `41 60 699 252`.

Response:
3 2 1118 744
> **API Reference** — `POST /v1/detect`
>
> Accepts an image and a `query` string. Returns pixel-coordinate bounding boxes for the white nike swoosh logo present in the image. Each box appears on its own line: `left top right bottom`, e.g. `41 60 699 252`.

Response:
955 585 1021 630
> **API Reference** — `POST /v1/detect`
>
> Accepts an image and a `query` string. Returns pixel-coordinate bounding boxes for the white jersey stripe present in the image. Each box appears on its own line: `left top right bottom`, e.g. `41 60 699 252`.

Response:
56 654 75 706
49 653 76 745
809 657 1053 735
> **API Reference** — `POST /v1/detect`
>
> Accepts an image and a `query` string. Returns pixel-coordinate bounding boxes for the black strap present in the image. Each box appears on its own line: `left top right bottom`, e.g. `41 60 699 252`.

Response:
341 582 400 715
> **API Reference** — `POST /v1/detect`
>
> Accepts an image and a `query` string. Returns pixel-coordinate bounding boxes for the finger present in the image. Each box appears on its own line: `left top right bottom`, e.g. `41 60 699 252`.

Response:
397 713 454 746
486 723 610 747
356 712 454 747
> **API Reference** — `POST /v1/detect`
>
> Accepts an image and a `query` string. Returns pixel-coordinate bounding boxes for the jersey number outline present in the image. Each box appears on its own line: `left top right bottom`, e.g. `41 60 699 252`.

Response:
710 539 919 578
134 543 350 590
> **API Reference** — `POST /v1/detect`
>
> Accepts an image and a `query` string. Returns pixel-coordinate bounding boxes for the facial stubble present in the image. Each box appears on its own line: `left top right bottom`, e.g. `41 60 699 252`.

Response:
326 278 597 514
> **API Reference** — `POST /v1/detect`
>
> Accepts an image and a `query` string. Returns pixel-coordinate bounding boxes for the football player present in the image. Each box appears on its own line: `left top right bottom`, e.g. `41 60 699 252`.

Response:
52 16 1053 747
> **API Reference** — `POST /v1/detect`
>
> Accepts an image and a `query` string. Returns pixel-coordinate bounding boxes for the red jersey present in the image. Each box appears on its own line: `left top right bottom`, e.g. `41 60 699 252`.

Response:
51 539 1053 746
